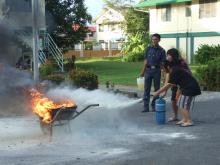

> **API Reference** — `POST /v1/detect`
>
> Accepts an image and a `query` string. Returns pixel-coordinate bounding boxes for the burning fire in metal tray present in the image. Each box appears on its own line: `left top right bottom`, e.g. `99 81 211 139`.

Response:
30 88 99 136
30 89 76 124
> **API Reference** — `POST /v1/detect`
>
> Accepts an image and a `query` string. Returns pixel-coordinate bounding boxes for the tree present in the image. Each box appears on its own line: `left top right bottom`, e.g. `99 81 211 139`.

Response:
45 0 92 48
103 0 134 10
123 7 149 36
103 0 150 62
103 0 149 36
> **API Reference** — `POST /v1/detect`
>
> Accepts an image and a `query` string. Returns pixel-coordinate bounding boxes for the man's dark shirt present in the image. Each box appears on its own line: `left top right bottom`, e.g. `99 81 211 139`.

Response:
144 45 166 67
168 67 201 96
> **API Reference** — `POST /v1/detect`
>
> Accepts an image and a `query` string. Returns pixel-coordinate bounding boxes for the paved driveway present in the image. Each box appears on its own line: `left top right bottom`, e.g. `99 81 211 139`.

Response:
0 92 220 165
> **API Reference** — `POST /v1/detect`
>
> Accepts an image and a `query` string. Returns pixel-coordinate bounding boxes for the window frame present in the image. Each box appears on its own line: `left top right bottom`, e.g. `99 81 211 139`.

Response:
98 24 104 32
199 0 217 19
156 4 171 22
185 2 192 17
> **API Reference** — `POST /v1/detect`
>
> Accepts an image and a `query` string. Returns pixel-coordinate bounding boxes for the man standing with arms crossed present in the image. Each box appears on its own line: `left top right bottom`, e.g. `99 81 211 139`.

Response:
140 34 166 112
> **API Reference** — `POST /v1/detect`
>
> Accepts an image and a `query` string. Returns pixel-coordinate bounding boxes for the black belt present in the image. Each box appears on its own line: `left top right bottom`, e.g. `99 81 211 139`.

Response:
147 65 159 69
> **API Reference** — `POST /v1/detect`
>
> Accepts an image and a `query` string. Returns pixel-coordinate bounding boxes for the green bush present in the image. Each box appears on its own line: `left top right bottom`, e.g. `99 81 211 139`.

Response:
85 42 93 50
194 44 220 64
195 57 220 91
45 73 65 85
69 69 98 90
122 52 144 62
64 58 76 72
39 60 56 78
122 33 149 62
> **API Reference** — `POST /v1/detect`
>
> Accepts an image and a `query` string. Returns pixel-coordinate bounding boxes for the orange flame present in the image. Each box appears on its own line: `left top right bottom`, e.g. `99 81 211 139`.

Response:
30 89 76 124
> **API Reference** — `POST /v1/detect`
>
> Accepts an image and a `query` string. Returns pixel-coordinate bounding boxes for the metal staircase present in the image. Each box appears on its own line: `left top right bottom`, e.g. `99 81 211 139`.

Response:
41 32 64 71
1 18 64 71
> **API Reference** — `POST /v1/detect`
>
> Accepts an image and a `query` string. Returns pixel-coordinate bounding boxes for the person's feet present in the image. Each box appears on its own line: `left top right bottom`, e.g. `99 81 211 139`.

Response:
151 106 156 112
180 122 194 127
176 120 185 125
142 110 149 113
168 117 179 122
176 120 194 127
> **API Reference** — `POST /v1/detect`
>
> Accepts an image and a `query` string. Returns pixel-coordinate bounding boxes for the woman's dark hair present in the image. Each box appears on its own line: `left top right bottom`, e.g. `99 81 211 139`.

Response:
167 48 180 65
162 60 174 69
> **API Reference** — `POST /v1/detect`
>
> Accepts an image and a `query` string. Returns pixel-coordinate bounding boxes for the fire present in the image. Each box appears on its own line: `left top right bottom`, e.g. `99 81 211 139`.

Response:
30 89 76 124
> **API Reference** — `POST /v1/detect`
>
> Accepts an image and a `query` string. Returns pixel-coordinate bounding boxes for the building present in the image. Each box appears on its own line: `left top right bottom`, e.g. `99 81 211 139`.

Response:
93 7 125 50
84 26 97 43
74 25 98 51
0 0 46 66
136 0 220 63
0 0 64 71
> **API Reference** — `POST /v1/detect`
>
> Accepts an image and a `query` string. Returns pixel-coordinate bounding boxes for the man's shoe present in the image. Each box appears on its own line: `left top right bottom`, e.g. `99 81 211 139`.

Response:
141 110 149 113
151 107 156 112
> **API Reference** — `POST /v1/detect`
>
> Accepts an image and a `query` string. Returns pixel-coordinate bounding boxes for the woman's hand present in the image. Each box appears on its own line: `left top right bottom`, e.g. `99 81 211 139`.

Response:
153 91 159 98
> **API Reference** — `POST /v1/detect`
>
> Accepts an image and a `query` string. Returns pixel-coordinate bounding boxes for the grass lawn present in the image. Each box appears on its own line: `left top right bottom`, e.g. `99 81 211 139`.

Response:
75 57 198 86
76 57 143 86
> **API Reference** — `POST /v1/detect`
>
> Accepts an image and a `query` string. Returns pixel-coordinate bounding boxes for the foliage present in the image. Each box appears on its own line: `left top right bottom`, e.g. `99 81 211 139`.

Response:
194 44 220 64
64 57 76 72
39 60 56 78
85 42 93 50
122 33 150 62
123 7 149 35
103 0 149 36
122 52 144 62
103 0 135 10
195 58 220 91
69 69 98 90
45 0 92 48
102 1 149 62
45 73 65 84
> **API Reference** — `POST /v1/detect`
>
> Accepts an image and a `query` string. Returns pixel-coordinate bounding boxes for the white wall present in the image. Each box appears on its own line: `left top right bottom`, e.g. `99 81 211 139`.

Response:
95 8 125 42
194 36 220 53
150 0 220 34
160 38 176 51
96 24 124 42
179 38 187 59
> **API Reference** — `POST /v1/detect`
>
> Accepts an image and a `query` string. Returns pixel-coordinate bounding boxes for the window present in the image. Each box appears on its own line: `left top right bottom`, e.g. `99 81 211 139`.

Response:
99 24 104 32
6 0 32 12
108 23 116 31
199 0 217 18
88 32 94 37
185 2 191 17
157 5 171 22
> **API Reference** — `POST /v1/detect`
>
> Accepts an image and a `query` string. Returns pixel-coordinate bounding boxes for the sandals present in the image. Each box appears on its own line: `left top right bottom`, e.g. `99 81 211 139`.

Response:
180 123 194 127
176 120 184 125
168 117 179 122
175 120 194 127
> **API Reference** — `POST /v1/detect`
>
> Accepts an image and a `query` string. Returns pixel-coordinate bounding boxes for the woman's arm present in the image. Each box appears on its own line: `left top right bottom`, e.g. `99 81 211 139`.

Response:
153 83 174 97
161 73 170 96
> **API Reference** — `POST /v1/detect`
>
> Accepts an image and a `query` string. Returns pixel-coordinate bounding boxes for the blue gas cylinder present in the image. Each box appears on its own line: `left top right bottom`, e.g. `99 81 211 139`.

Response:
155 97 166 124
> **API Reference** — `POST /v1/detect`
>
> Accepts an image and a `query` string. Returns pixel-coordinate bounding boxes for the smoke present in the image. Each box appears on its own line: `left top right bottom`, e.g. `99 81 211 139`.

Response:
0 63 34 116
0 18 35 116
41 86 142 139
46 86 141 109
0 22 12 61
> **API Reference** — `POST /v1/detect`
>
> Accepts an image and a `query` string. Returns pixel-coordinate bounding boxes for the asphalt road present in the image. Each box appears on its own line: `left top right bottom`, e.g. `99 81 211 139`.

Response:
0 92 220 165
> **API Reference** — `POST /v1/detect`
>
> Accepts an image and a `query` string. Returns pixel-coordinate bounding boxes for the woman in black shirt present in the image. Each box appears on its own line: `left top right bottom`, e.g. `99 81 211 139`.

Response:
165 48 191 122
154 60 201 127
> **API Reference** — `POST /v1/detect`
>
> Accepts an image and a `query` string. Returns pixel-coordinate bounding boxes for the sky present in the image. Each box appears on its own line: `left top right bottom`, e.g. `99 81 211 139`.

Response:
85 0 104 18
85 0 140 18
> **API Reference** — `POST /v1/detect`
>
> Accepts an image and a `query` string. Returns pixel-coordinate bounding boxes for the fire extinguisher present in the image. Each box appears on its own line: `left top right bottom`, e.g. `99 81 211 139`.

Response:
155 97 166 124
